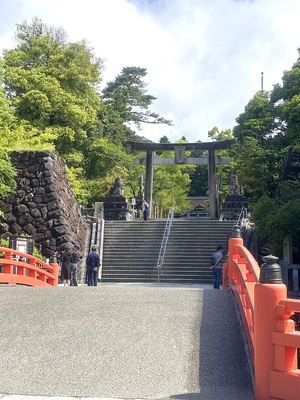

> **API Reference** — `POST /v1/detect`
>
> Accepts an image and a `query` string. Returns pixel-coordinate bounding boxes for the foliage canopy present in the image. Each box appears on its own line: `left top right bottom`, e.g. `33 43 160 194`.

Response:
0 18 176 213
1 18 300 256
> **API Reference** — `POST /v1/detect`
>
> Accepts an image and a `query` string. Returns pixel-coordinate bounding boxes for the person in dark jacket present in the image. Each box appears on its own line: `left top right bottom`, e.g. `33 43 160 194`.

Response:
142 200 149 221
210 245 224 289
86 246 100 286
70 244 81 286
60 245 72 286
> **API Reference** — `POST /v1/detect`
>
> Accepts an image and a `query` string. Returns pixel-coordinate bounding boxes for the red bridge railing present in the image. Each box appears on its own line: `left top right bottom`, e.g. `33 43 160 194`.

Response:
225 228 300 400
0 246 58 287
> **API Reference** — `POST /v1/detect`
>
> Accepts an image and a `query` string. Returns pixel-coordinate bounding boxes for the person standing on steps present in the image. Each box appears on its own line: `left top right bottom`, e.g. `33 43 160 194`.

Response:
60 245 72 286
210 245 224 289
142 200 149 221
70 244 81 286
86 246 100 286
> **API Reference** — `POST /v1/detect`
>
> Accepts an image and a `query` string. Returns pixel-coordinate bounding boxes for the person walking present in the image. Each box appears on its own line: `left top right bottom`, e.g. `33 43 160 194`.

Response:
70 244 81 286
142 200 149 221
60 245 72 286
86 246 100 286
210 245 224 289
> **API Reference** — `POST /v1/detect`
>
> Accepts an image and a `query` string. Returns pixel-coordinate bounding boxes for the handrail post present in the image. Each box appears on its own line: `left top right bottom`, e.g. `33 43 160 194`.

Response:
50 254 59 286
228 225 243 289
254 254 287 400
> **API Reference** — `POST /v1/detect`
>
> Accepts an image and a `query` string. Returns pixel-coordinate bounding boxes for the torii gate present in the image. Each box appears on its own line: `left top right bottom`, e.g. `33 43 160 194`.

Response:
128 139 236 219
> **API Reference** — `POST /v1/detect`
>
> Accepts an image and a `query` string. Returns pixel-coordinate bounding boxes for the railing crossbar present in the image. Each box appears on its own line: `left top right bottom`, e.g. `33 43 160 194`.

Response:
0 246 58 286
227 232 300 400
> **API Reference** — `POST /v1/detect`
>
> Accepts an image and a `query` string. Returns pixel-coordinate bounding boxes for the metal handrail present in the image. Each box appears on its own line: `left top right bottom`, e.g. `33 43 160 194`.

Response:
157 207 174 282
236 206 250 227
98 215 105 281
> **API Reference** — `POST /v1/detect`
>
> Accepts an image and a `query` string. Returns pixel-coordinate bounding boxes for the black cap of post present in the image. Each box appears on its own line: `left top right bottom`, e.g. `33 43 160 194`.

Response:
231 225 242 238
259 254 283 284
50 254 57 264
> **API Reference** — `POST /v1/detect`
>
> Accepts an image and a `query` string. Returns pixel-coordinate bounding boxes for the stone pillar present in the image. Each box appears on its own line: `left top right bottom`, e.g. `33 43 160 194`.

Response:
145 150 153 218
103 195 129 220
208 149 217 218
103 178 130 220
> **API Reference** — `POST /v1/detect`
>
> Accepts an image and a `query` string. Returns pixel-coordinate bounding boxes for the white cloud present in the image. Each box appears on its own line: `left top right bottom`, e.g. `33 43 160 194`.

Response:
0 0 300 142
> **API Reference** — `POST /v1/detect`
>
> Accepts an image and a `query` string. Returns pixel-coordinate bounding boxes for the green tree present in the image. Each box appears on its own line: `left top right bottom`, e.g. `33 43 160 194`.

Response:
159 135 170 143
153 165 191 214
96 102 138 146
188 165 208 196
231 138 283 203
3 17 103 167
251 194 300 257
207 127 235 201
233 91 276 145
102 66 173 129
270 49 300 148
232 91 284 204
149 141 191 214
0 147 17 200
83 137 132 180
232 51 300 256
1 18 114 205
0 61 17 200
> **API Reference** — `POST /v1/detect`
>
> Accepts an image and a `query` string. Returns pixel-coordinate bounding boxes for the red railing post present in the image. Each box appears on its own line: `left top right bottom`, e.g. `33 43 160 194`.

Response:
226 236 300 399
254 254 287 400
228 226 243 289
50 254 59 286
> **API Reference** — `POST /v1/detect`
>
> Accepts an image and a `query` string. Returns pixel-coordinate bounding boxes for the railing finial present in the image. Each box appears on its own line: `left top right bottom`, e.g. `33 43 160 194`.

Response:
50 254 57 264
259 254 283 284
231 225 242 238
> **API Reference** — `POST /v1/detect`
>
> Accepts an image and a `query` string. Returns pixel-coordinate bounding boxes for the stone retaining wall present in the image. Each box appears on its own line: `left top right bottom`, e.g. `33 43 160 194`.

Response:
0 150 88 258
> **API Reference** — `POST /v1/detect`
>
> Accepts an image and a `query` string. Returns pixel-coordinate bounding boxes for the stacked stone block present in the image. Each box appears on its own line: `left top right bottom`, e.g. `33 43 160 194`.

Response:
0 150 88 258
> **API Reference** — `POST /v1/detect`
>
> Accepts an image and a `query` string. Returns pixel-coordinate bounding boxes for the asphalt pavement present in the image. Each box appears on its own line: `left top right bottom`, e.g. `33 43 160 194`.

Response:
0 283 254 400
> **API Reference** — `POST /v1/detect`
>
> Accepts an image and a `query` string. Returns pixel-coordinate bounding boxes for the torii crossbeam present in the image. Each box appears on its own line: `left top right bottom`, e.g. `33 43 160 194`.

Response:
128 139 236 219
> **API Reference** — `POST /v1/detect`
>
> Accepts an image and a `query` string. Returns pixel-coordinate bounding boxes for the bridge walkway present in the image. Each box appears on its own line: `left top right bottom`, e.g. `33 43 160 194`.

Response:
0 283 254 400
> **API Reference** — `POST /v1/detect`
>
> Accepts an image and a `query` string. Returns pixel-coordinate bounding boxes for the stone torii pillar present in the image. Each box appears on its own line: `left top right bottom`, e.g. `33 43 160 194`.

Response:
145 149 153 209
128 139 236 219
208 148 217 218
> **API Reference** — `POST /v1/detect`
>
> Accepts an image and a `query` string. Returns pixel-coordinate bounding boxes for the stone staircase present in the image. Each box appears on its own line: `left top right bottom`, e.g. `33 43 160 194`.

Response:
101 219 166 282
160 219 234 283
101 218 234 283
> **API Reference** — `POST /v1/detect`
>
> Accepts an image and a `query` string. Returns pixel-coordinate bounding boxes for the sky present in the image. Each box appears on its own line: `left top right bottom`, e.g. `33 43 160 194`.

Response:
0 0 300 143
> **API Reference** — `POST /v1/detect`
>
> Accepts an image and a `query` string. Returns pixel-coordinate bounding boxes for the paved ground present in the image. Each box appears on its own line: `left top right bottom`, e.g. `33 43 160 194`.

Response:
0 283 254 400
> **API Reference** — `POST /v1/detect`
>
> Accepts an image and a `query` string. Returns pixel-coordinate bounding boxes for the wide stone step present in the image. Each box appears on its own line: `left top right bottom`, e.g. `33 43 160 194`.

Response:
103 257 215 264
